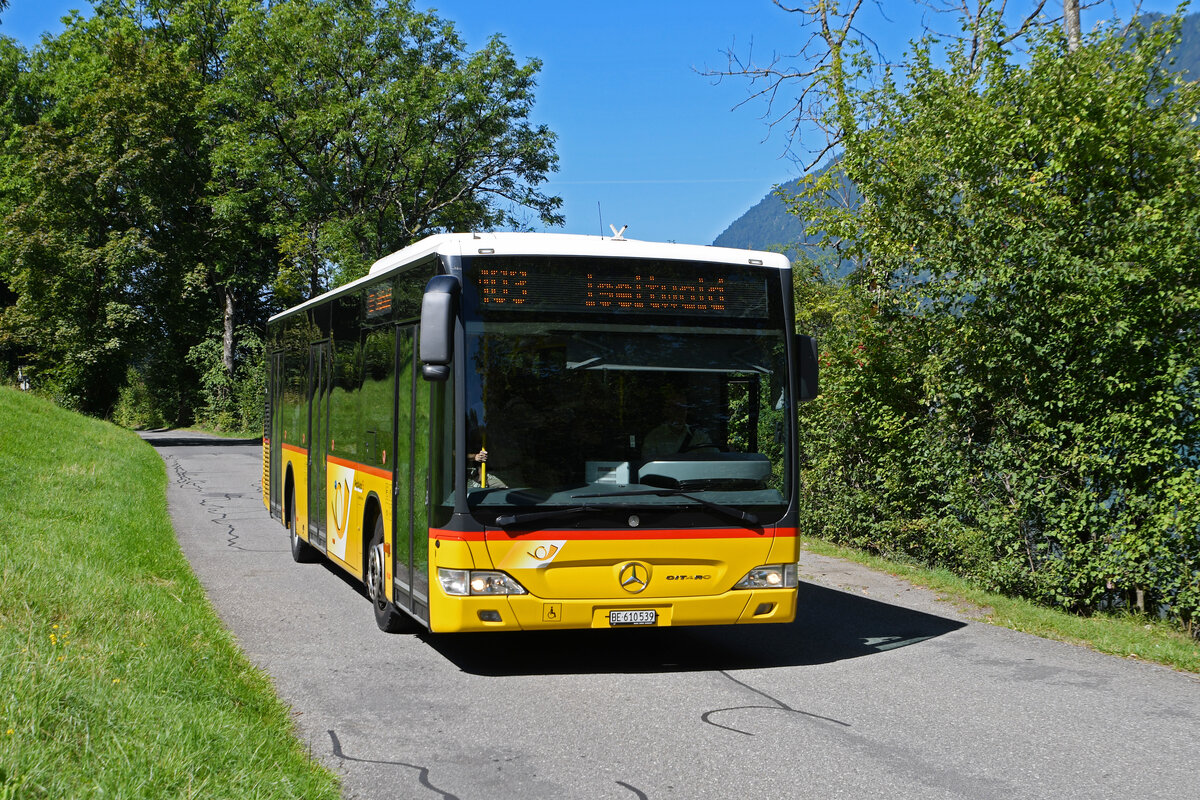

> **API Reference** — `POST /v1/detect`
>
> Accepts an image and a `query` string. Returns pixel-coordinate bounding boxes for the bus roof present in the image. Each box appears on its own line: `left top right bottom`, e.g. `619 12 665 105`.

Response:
270 232 790 323
366 232 791 276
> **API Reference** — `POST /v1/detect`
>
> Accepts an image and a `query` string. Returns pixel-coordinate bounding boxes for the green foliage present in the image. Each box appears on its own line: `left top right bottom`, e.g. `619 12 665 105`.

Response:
793 12 1200 634
188 325 265 433
212 0 562 291
0 386 340 798
0 17 208 416
717 13 1200 256
112 366 169 429
0 0 561 424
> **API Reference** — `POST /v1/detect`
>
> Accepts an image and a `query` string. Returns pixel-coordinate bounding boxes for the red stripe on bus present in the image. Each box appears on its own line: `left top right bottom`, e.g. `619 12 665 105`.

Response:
326 455 392 481
282 443 308 455
430 526 797 542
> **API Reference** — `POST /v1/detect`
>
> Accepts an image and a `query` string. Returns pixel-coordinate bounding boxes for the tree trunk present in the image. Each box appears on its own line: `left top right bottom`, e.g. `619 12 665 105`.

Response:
1064 0 1081 52
223 286 236 378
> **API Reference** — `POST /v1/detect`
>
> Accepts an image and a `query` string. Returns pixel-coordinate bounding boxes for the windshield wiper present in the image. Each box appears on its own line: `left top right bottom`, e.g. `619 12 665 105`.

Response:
571 489 760 528
495 503 622 528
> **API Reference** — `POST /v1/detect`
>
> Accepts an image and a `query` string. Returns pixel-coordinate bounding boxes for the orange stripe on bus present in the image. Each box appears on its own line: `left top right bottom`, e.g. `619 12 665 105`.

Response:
326 455 392 481
282 443 308 455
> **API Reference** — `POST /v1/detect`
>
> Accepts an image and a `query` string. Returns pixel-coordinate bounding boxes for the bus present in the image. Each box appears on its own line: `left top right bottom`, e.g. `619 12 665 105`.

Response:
262 232 818 633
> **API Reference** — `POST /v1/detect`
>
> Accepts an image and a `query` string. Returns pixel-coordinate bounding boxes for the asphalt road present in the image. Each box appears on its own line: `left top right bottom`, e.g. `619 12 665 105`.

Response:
143 430 1199 800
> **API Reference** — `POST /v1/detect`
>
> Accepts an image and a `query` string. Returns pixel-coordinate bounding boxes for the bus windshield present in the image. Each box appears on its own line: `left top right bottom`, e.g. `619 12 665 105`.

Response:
461 257 791 524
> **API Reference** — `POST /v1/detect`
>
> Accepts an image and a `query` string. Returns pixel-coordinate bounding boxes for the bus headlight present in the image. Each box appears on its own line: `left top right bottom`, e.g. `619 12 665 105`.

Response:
469 571 528 595
733 564 797 590
438 568 528 596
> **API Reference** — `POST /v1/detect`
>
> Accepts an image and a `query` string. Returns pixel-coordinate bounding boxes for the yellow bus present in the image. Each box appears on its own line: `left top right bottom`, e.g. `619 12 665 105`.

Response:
262 232 817 632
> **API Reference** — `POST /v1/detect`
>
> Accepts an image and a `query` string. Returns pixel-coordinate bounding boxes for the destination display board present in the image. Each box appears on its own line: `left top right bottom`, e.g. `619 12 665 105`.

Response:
470 257 769 319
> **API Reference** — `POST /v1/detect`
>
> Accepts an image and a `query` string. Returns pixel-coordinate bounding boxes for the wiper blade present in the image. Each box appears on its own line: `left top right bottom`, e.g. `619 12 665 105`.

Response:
495 504 605 528
572 489 760 528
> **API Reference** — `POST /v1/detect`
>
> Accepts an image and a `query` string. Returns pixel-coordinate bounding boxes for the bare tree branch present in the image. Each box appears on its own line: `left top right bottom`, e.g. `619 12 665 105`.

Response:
706 1 1141 170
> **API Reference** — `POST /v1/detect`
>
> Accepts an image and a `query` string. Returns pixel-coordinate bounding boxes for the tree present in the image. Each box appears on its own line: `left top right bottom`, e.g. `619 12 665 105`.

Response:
850 15 1200 623
0 34 35 382
141 0 280 420
0 14 210 415
0 0 562 428
732 2 1200 632
213 0 562 297
1065 0 1082 50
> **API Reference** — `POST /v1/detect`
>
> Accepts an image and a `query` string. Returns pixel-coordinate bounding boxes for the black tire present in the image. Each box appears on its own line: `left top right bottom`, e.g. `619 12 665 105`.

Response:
366 515 412 633
288 490 318 563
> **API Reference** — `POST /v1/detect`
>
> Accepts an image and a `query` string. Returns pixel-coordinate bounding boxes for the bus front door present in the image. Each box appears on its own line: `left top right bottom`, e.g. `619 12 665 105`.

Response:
392 327 415 614
307 340 331 553
391 325 432 623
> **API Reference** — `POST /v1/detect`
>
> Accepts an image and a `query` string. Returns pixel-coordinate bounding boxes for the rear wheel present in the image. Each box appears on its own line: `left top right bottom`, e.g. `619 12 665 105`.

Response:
366 515 411 633
288 490 318 563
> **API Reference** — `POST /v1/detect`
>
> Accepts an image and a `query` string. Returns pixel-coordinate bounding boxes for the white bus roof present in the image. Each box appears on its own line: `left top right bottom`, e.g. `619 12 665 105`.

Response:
271 232 790 322
366 232 791 276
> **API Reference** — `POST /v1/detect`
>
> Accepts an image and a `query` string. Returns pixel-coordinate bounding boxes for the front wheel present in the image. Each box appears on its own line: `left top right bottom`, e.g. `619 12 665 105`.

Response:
366 515 412 633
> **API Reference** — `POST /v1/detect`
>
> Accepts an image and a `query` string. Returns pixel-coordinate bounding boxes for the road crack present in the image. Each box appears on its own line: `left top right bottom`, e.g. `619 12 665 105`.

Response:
167 455 282 553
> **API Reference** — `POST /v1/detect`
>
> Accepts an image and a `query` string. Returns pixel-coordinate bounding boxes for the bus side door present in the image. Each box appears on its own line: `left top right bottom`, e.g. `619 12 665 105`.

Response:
307 340 331 553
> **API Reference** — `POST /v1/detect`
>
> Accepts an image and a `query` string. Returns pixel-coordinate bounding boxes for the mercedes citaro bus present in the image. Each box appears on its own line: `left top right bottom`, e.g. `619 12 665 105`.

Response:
262 232 817 632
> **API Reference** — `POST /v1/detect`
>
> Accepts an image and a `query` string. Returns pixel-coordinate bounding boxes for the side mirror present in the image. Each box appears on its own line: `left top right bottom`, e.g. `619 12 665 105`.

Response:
795 334 819 401
419 275 459 381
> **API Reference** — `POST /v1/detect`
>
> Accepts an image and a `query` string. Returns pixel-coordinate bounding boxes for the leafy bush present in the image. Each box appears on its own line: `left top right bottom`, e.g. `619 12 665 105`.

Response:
793 15 1200 635
112 367 168 429
187 327 265 433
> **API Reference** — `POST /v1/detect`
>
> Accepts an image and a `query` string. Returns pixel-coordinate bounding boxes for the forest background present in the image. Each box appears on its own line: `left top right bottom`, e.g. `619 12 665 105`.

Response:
1 0 1197 636
0 0 562 429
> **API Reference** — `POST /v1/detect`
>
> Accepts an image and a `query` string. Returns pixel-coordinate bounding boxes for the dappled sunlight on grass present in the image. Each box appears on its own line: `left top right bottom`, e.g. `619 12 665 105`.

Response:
0 387 339 799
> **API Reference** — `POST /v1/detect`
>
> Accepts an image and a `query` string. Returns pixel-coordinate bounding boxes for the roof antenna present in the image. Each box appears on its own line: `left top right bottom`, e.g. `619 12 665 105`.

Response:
597 202 604 237
609 224 627 241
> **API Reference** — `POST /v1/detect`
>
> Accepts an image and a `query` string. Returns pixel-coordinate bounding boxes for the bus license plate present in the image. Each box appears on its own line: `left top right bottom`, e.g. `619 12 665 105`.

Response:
610 609 656 626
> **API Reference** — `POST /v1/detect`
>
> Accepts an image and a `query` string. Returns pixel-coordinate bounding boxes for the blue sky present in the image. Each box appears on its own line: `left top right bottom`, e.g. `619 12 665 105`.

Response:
2 0 1186 246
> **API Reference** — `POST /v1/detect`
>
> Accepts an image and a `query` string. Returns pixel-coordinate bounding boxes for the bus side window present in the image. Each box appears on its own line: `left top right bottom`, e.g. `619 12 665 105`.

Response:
329 292 363 459
361 326 395 468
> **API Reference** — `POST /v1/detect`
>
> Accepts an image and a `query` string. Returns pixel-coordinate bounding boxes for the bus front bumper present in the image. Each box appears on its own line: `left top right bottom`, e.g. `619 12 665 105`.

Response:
427 588 797 633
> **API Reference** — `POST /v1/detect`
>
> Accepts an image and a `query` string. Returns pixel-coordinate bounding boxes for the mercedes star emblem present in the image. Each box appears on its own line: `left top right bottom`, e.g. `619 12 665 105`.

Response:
619 562 649 594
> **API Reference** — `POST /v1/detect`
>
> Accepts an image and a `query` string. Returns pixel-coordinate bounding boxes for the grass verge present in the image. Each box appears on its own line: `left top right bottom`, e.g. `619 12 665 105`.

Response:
800 537 1200 674
0 387 339 799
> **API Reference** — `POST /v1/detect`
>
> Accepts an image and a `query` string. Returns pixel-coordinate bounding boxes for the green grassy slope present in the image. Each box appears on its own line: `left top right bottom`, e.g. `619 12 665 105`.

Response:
0 387 338 799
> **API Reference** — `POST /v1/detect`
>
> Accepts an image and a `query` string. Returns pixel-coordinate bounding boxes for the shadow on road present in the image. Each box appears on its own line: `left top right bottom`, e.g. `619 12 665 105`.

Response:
421 581 967 676
292 553 967 675
140 430 262 448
